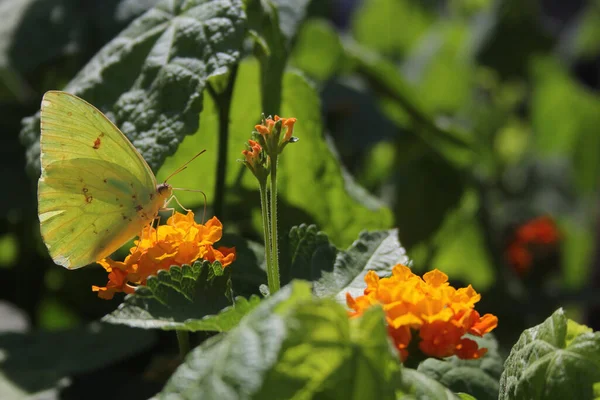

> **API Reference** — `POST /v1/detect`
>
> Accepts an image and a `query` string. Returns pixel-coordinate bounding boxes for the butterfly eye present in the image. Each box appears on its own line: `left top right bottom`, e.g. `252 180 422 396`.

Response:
157 183 171 194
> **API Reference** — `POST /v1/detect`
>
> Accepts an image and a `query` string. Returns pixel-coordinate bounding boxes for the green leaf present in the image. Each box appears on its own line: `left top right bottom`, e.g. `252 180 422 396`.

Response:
267 0 311 42
280 224 338 284
0 322 156 397
179 295 262 332
313 229 409 301
0 0 159 102
103 261 233 330
417 334 503 400
289 18 343 81
499 308 600 400
159 281 313 399
531 57 600 193
253 304 400 399
351 0 433 57
162 280 401 399
399 368 462 399
279 70 394 247
21 0 246 172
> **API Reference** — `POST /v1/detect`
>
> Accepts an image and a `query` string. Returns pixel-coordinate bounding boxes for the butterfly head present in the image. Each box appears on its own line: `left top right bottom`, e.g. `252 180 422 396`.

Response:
156 183 173 204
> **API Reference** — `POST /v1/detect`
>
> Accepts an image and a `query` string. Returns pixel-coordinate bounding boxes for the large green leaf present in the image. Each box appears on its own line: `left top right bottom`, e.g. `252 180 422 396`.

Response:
21 0 246 172
253 304 400 399
278 70 394 247
417 334 504 400
160 281 401 399
103 261 234 330
0 323 156 397
0 0 159 102
499 308 600 400
159 281 313 399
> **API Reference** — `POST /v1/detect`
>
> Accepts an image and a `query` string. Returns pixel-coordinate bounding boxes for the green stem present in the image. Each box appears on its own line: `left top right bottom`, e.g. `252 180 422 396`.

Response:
259 180 274 292
208 65 238 219
176 330 190 359
268 154 280 293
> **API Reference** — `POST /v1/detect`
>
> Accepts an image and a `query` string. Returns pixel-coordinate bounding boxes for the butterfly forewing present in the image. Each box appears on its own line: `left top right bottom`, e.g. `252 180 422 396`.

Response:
38 91 162 269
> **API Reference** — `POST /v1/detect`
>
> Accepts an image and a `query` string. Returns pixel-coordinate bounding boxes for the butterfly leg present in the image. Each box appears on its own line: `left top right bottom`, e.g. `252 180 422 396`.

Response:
163 195 190 213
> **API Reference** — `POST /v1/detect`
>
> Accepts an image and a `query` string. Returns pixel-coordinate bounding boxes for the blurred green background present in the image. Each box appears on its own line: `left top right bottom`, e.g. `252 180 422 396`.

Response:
1 0 599 368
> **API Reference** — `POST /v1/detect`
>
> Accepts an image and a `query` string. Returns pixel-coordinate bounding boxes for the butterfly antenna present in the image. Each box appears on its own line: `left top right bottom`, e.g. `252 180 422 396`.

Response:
163 149 207 183
172 188 208 223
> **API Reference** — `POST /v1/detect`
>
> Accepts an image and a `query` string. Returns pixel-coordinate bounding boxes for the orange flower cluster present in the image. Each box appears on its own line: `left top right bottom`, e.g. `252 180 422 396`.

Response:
254 115 297 143
346 265 498 361
92 211 236 300
506 216 560 275
254 115 297 156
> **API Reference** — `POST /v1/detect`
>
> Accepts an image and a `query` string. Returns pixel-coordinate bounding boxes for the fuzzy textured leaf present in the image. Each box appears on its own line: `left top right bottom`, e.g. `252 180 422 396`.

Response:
21 0 246 172
280 224 338 285
499 308 600 400
160 281 313 400
103 261 233 330
162 281 400 399
178 295 262 332
312 229 409 301
253 304 400 399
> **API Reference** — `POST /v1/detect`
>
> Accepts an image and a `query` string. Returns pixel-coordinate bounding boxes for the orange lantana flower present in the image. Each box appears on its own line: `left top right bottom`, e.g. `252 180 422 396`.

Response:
346 265 498 362
92 211 236 300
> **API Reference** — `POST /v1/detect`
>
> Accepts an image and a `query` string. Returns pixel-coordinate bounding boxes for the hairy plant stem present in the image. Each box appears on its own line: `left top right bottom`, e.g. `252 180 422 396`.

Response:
176 330 190 359
208 65 238 219
268 154 280 293
259 180 275 293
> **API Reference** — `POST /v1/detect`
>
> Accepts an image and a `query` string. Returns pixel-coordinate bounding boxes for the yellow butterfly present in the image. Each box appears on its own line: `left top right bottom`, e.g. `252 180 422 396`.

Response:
38 91 182 269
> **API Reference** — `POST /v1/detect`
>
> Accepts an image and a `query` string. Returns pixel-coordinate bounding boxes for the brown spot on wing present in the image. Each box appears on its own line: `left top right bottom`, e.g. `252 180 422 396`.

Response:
82 188 92 203
135 205 143 211
93 138 101 149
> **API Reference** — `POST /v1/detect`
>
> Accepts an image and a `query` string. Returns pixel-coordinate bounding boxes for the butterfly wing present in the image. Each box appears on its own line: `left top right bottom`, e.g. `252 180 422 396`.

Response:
38 91 162 269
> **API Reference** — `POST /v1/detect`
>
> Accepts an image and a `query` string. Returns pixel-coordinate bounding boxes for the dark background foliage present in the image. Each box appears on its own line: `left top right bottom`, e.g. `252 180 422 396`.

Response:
1 0 600 398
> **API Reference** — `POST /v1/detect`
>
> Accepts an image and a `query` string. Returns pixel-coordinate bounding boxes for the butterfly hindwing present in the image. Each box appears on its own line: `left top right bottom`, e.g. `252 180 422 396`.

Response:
38 91 163 269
